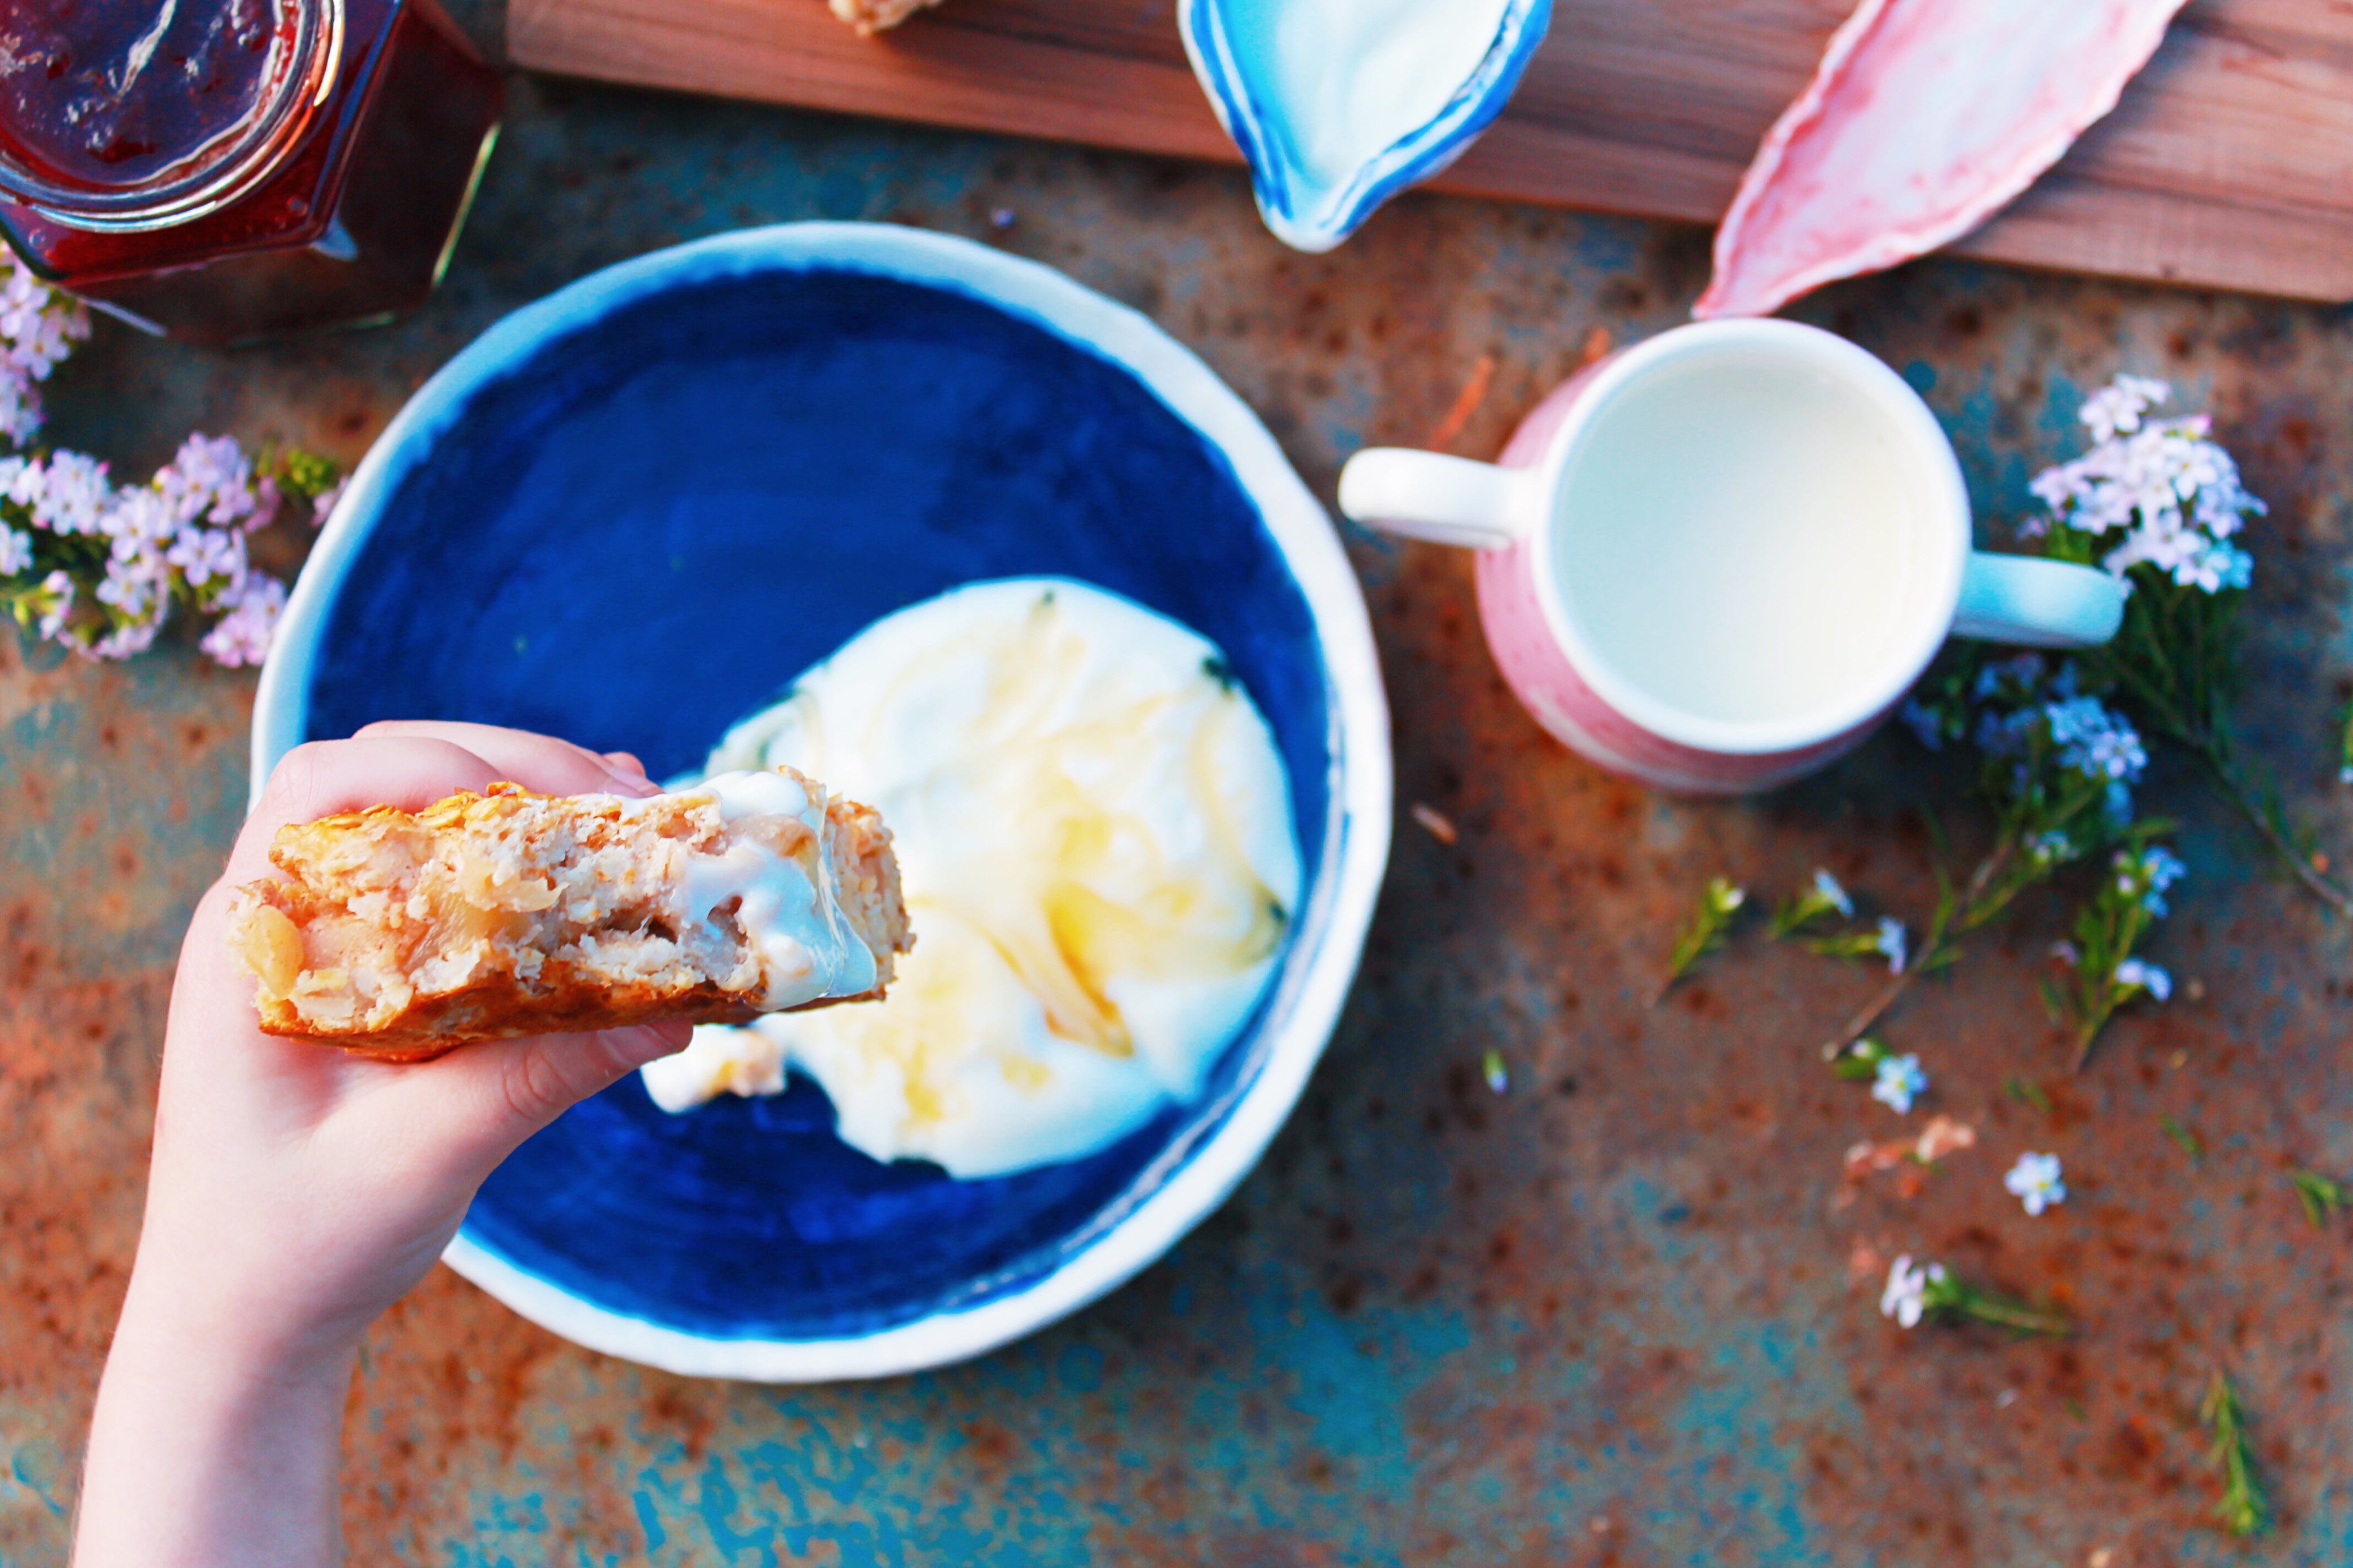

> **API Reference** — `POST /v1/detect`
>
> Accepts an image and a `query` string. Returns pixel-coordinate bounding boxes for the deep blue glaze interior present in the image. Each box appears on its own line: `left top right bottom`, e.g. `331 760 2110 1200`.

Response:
303 265 1333 1337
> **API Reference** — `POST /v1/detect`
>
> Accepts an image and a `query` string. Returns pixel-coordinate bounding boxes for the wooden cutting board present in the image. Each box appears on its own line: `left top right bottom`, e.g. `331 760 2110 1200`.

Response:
508 0 2353 302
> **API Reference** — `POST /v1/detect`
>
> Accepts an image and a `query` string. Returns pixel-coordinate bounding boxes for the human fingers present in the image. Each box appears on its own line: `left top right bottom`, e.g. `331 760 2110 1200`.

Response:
352 720 655 799
601 750 649 781
379 1021 692 1179
227 737 506 883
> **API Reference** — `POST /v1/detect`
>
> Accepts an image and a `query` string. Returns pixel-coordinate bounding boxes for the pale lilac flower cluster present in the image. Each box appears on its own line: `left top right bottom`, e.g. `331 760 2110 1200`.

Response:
0 250 91 445
0 254 321 669
2024 374 2262 594
2 435 291 666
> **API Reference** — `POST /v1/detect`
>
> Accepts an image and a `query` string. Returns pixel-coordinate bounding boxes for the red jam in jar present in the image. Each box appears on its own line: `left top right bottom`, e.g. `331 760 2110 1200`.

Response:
0 0 503 343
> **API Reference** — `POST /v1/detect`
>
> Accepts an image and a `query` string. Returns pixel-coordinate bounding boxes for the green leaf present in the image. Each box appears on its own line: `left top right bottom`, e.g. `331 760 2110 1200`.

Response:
2160 1115 2204 1163
2290 1169 2346 1229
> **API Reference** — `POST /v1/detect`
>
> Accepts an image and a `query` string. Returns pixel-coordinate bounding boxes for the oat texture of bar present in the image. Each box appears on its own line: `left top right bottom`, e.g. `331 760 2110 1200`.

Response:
828 0 943 36
226 767 911 1060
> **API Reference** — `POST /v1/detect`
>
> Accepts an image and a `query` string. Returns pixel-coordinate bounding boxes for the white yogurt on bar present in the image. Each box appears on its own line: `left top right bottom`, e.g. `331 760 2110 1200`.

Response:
665 770 878 1010
639 578 1301 1178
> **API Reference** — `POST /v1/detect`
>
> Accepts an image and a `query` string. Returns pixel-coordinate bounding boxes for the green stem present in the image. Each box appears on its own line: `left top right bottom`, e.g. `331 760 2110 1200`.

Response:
1819 842 2000 1056
2188 743 2353 918
1958 1297 2072 1337
2068 1009 2114 1075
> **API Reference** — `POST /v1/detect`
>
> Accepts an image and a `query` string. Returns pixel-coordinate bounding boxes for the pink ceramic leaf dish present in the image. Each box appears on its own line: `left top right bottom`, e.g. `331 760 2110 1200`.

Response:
1695 0 2190 320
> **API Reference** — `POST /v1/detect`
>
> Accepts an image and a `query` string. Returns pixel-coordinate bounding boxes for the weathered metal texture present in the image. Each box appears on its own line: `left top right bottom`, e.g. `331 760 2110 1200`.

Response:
7 4 2353 1561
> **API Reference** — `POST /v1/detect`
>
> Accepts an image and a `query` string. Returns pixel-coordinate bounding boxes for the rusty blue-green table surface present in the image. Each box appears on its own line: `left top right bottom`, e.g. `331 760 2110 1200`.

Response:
7 6 2353 1563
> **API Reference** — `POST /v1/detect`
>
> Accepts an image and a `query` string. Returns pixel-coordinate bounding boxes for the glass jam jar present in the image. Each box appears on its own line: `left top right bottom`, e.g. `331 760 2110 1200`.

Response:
0 0 503 344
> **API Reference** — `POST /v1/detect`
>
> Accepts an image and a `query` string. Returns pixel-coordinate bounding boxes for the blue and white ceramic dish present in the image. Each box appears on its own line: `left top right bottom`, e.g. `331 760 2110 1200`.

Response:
250 223 1391 1381
1179 0 1552 252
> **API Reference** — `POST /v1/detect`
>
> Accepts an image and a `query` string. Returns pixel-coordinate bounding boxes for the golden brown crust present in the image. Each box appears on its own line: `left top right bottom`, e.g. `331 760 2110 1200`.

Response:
245 970 885 1063
827 0 943 35
227 771 911 1059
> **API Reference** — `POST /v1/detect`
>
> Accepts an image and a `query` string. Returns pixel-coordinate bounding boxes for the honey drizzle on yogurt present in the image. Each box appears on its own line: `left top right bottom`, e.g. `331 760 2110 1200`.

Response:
645 578 1302 1178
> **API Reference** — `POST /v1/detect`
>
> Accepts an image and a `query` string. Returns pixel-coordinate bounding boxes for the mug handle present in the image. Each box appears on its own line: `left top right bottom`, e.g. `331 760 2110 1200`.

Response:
1343 449 2128 649
1955 553 2125 648
1337 449 1538 551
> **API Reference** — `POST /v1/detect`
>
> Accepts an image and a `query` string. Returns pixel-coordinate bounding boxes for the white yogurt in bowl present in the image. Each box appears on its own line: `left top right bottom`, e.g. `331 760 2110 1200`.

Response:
642 578 1303 1177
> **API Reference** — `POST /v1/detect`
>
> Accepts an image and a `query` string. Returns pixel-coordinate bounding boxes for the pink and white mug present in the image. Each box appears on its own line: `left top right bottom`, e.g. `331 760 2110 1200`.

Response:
1338 319 2126 794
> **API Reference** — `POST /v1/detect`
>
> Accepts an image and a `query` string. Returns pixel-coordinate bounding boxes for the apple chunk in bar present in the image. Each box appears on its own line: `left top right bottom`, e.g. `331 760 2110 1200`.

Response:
226 767 911 1060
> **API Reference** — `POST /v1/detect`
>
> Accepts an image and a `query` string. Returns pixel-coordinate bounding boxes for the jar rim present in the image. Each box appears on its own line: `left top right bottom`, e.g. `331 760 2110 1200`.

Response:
0 0 345 232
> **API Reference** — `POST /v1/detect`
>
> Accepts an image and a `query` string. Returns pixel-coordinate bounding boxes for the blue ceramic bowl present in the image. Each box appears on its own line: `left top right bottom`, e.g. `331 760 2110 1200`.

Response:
252 224 1391 1380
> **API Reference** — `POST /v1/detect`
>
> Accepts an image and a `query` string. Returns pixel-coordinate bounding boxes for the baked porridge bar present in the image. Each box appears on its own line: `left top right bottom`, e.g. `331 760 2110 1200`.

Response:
227 767 910 1060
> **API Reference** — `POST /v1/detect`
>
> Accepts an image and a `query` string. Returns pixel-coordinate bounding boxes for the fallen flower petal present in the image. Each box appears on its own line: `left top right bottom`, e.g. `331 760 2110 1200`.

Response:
1410 802 1459 845
1914 1114 1977 1164
1843 1114 1976 1180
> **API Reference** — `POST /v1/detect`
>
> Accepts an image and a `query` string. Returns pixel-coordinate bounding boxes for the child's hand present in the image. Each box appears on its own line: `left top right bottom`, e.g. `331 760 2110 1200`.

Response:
75 723 690 1567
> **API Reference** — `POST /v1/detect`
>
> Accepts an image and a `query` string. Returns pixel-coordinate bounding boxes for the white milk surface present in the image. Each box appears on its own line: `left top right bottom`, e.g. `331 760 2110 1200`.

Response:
1224 0 1513 194
1549 353 1930 729
639 579 1302 1179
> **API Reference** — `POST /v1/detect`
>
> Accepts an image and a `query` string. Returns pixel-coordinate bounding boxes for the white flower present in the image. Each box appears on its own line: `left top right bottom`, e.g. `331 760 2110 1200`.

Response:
0 524 29 576
33 569 73 638
198 574 286 668
0 250 90 443
2031 385 2265 600
311 474 350 525
1812 869 1854 919
155 432 273 532
2178 538 2253 594
2077 374 2171 443
2027 830 2075 868
86 619 160 661
1874 916 1908 975
2114 958 2171 1002
1871 1052 1928 1114
2051 940 2080 967
0 250 90 379
2116 845 2186 917
165 524 248 590
9 449 113 537
2005 1152 2067 1216
1880 1254 1946 1328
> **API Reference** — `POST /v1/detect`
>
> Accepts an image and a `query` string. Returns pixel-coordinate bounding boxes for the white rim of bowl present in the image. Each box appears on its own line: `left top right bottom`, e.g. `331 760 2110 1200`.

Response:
248 221 1395 1382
